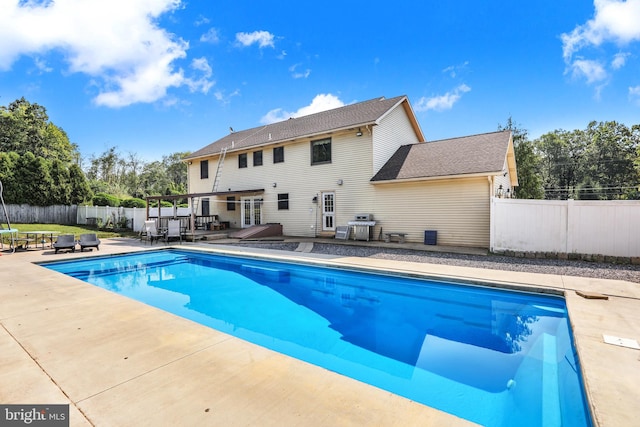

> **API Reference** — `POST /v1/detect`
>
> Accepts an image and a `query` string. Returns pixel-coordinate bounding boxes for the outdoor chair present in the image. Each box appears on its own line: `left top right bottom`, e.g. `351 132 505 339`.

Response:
53 234 76 254
165 219 182 244
79 233 101 252
142 220 164 244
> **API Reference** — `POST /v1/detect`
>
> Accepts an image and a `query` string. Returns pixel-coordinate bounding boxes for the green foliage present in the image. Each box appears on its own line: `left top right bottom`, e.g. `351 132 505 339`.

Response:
499 117 544 199
14 152 54 205
535 121 639 200
0 97 78 163
121 197 147 208
68 164 92 204
500 118 640 200
86 148 189 199
92 192 121 207
0 98 91 206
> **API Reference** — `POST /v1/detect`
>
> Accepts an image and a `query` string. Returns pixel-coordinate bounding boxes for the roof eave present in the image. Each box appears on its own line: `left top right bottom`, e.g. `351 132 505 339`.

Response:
371 171 503 184
375 96 425 142
185 121 380 161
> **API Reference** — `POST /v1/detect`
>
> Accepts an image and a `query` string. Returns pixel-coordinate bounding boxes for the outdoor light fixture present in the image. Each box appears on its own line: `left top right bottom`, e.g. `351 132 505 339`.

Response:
356 128 363 137
272 182 277 188
337 179 343 185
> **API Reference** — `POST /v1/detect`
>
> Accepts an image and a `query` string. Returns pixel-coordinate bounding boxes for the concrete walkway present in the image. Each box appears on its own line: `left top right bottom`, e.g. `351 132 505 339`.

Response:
0 238 638 426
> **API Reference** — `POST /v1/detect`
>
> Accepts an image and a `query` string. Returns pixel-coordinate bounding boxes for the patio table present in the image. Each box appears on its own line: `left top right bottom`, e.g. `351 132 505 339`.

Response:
21 231 61 249
0 228 19 253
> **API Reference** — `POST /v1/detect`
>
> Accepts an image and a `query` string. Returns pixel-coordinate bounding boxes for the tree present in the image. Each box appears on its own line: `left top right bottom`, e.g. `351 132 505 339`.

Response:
13 152 54 205
498 117 544 199
0 97 78 163
68 163 93 204
535 129 584 199
579 121 639 199
0 152 20 203
50 159 72 205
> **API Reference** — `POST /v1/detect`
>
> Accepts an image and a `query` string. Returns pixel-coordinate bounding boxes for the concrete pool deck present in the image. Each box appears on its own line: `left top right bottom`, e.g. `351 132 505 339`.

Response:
0 238 638 426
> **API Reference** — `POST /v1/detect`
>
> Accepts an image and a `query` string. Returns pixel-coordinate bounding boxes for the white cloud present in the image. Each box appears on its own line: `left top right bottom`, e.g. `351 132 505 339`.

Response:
414 84 471 112
186 57 214 93
561 1 640 86
569 59 608 83
33 57 52 74
235 31 275 48
629 85 640 102
195 15 210 26
200 28 220 44
442 61 469 78
260 94 345 124
562 0 640 60
611 52 630 69
0 0 213 108
214 89 240 105
289 63 311 79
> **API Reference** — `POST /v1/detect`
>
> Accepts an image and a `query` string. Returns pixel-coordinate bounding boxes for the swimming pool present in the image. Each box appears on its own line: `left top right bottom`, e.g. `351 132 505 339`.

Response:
44 249 592 426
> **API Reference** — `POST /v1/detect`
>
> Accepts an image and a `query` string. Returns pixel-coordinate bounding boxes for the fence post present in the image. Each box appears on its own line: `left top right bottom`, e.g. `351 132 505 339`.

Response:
566 199 574 254
489 197 495 252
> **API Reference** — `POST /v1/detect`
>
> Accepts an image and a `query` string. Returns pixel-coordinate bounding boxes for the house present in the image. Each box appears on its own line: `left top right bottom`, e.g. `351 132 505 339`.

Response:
184 95 518 248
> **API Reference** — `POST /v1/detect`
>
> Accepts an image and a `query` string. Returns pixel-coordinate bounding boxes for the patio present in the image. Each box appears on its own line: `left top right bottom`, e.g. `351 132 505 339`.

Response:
0 238 638 426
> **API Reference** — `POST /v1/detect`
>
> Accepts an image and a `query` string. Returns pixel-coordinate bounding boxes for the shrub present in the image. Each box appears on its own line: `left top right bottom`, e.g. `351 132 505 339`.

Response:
92 192 120 207
121 197 146 208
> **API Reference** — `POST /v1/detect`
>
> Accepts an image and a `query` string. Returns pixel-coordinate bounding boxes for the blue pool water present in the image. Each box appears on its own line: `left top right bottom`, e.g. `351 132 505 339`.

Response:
44 249 591 426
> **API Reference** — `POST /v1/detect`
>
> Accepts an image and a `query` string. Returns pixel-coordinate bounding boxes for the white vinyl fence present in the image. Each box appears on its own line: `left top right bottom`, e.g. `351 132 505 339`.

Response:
77 206 192 232
491 198 640 257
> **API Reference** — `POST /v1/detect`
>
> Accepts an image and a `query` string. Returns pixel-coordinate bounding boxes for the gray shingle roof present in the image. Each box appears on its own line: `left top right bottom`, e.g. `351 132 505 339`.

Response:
186 95 409 159
371 130 512 181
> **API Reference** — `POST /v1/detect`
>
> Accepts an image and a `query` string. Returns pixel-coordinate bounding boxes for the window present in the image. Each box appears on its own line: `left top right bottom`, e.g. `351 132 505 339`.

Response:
200 160 209 179
226 196 236 211
201 198 210 216
311 138 331 165
253 150 263 166
277 193 289 210
238 153 247 168
273 146 284 163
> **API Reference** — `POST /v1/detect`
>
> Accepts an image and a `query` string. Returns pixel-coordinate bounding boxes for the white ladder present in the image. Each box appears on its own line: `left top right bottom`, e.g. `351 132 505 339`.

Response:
212 147 227 192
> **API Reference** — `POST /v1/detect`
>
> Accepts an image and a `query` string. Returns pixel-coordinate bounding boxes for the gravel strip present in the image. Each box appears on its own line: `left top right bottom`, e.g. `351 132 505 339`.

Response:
232 242 640 284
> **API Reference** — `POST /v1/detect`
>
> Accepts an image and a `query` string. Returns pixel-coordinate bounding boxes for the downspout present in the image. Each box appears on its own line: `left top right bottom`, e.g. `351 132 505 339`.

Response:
489 176 495 253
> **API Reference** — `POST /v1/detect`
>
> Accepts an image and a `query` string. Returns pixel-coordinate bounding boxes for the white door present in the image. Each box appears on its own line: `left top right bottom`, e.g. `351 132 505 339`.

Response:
321 192 335 231
241 197 263 228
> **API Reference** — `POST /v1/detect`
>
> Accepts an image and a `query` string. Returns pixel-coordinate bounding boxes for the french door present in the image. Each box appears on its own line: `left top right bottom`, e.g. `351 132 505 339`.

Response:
241 197 263 228
321 192 335 231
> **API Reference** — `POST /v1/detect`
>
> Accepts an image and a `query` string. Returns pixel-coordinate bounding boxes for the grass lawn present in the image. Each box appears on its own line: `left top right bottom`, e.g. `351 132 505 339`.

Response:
8 223 137 239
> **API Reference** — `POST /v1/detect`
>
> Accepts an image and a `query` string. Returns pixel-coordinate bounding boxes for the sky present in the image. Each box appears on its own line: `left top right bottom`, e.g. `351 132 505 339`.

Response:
1 0 640 163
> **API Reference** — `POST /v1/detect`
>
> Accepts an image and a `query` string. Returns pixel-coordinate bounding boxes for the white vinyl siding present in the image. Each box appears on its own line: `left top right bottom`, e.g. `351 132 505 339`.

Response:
372 105 421 175
186 104 493 247
372 178 491 247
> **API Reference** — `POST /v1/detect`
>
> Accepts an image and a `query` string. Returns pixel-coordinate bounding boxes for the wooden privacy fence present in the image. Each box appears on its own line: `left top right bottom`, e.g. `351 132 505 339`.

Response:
3 204 78 225
491 198 640 258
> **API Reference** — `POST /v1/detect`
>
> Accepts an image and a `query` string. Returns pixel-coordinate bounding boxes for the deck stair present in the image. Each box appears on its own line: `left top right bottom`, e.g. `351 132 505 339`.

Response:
229 224 283 239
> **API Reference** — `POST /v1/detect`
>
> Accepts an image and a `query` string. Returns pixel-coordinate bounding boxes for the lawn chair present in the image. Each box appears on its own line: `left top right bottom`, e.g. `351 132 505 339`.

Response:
165 219 182 244
142 220 164 244
79 233 101 252
53 234 76 254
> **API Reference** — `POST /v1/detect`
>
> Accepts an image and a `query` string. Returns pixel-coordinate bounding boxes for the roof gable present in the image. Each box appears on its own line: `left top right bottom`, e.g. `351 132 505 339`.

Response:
186 95 423 159
371 130 513 182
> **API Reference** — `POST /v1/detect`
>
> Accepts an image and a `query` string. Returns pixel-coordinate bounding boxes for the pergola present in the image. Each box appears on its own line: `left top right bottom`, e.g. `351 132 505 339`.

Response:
145 189 264 236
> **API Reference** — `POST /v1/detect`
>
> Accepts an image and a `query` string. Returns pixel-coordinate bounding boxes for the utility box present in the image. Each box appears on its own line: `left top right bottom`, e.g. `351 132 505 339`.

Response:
424 230 437 245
